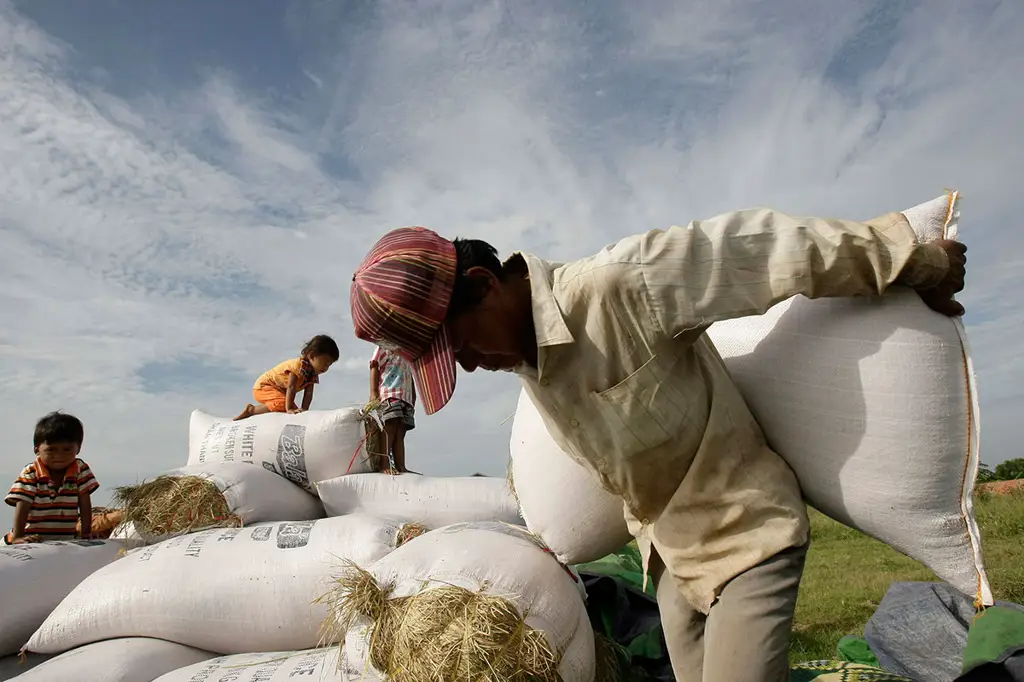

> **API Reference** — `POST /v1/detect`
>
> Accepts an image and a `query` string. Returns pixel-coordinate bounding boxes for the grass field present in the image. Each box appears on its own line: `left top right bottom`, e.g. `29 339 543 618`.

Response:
790 490 1024 662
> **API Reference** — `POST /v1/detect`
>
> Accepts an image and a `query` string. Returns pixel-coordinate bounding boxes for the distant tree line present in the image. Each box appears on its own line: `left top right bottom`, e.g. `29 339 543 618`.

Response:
977 458 1024 484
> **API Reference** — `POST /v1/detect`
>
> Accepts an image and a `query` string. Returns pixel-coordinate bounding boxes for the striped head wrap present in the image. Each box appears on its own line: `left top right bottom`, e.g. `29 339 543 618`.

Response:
351 227 458 415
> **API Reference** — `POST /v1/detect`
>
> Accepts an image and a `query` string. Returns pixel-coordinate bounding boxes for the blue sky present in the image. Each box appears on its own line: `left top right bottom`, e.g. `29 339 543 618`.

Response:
0 0 1021 509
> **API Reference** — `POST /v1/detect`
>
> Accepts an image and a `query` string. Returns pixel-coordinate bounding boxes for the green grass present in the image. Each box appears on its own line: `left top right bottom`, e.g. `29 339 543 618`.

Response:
790 490 1024 662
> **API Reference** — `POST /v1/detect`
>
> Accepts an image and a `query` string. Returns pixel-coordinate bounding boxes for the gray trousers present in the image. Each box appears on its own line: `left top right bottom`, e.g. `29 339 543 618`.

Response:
652 542 809 682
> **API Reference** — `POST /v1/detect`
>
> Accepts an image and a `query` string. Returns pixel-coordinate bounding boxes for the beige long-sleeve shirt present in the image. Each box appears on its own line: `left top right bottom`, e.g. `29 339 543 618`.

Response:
514 208 949 613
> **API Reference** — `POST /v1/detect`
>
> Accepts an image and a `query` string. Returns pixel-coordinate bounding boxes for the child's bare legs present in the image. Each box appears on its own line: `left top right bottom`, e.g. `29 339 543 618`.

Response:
391 423 408 473
237 389 289 421
383 419 403 474
233 403 271 421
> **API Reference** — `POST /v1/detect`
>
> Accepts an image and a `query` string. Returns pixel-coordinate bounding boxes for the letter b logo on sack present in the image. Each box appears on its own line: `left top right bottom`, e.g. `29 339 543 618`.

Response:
276 521 315 549
276 424 311 492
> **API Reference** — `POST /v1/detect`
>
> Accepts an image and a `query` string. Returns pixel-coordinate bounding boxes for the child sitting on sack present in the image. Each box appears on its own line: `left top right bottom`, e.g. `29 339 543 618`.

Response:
5 411 100 544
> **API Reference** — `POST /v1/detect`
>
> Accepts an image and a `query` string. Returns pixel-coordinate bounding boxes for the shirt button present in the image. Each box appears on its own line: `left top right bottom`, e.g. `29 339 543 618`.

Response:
570 419 580 428
540 378 549 387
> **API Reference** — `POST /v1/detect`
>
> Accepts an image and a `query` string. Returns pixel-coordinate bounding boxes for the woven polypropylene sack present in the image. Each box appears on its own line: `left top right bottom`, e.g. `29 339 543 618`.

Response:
126 462 325 544
188 408 372 493
340 521 594 682
316 473 522 527
0 539 123 656
152 647 379 682
12 638 214 682
510 389 632 565
25 516 402 655
706 191 989 604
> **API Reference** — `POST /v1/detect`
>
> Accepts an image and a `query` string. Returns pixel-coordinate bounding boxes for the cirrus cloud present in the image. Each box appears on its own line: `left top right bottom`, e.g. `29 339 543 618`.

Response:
0 0 1021 510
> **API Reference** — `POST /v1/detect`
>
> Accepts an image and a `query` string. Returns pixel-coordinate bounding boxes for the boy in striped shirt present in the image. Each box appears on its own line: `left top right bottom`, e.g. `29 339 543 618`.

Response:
5 412 100 544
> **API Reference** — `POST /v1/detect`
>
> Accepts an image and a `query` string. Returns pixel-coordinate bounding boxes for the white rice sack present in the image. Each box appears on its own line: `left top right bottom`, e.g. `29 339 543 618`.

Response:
151 647 379 682
316 474 522 527
188 408 373 493
10 638 213 682
510 388 633 565
337 521 594 682
124 462 325 543
706 191 990 603
25 516 403 656
0 540 124 656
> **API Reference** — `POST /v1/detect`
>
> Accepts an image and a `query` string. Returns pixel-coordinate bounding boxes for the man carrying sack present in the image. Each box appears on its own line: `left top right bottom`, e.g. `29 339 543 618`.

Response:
349 207 967 682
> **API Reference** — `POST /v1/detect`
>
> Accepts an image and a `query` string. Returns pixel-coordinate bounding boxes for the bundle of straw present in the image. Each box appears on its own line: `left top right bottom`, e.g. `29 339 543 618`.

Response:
112 474 241 539
395 522 429 547
325 561 561 682
593 632 626 682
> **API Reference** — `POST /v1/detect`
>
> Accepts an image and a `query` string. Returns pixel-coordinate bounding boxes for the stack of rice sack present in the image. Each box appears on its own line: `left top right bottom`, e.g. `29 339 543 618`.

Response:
510 191 992 608
16 405 601 681
10 409 372 679
24 516 403 652
110 408 378 543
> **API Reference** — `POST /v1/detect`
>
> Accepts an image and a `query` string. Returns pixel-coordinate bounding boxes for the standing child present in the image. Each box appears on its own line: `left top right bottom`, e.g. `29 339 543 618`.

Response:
234 335 340 421
5 412 100 544
369 346 416 474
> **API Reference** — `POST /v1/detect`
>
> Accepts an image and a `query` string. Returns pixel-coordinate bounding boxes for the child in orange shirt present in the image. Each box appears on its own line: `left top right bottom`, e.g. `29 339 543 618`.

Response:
234 335 340 421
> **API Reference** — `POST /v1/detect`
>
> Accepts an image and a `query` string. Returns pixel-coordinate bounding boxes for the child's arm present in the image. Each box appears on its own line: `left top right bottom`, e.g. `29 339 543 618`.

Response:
285 373 302 413
11 500 31 542
301 383 315 411
369 360 381 402
78 492 93 538
7 469 40 543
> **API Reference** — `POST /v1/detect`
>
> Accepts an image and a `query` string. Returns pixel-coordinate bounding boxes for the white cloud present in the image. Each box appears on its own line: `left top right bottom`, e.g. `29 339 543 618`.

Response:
0 0 1021 511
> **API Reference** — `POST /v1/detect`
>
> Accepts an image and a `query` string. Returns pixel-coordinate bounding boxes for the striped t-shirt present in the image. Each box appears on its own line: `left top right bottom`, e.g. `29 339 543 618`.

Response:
371 346 416 407
5 458 100 539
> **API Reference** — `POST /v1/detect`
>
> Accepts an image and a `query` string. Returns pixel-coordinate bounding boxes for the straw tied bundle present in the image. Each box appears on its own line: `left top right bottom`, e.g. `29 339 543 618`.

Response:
113 474 241 538
324 561 562 682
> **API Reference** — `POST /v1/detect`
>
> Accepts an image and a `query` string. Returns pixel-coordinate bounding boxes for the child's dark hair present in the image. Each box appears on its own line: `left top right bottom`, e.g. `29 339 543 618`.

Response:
34 411 84 448
301 334 340 360
448 238 506 319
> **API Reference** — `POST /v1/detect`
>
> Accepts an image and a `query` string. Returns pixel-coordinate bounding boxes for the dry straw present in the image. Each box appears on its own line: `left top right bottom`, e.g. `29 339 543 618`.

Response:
322 561 561 682
112 474 241 538
592 632 623 682
395 522 429 547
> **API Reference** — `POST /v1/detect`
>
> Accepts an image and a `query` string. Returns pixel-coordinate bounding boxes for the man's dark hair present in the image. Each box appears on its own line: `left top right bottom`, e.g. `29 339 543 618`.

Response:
301 334 341 361
34 411 84 447
448 238 504 319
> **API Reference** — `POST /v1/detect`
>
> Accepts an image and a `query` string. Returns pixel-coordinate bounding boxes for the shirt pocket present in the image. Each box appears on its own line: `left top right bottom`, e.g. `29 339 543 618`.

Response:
589 353 684 457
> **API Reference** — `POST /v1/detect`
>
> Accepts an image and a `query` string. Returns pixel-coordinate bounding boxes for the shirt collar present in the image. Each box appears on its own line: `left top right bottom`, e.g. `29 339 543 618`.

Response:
34 457 79 483
517 252 575 380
